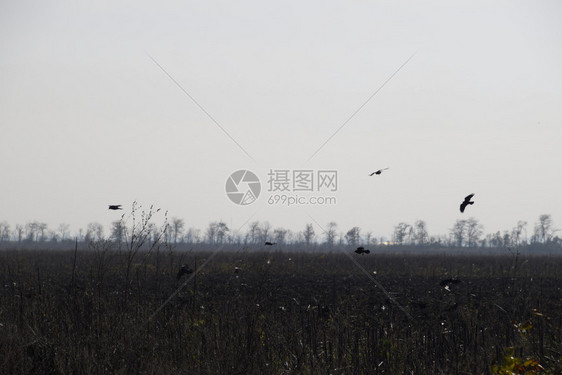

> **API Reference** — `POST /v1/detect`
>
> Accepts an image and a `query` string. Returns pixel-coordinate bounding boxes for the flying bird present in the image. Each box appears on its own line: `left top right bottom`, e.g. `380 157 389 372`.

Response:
354 246 370 255
108 205 122 210
369 168 389 176
459 194 475 213
264 241 277 246
176 264 194 280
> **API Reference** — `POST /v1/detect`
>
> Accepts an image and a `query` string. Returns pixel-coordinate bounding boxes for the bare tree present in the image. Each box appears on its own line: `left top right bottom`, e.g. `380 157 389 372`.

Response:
0 221 10 242
230 231 243 245
303 223 315 247
393 222 412 245
48 230 59 242
57 223 70 242
413 220 428 245
338 232 345 246
111 220 126 250
465 217 483 247
206 221 229 244
450 220 467 247
285 229 297 245
37 222 48 242
260 221 271 243
170 217 185 244
273 228 287 245
487 231 503 248
85 222 104 242
206 222 217 244
511 220 527 246
246 221 261 245
533 214 554 244
364 231 372 247
216 222 229 244
345 227 361 247
184 227 200 244
25 222 39 242
24 222 48 242
15 224 24 243
325 222 337 247
502 231 512 248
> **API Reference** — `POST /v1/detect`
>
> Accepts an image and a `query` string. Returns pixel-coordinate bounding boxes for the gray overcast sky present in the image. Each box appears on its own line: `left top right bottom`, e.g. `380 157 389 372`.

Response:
1 0 561 240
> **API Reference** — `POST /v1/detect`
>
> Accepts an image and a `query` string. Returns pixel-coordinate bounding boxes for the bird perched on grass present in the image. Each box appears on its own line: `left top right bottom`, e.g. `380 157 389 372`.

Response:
355 246 370 255
108 205 122 210
460 194 475 213
176 264 193 280
264 241 276 246
369 168 389 176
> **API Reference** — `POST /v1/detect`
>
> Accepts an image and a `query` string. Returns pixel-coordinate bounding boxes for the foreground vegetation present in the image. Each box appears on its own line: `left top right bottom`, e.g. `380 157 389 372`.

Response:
1 247 561 374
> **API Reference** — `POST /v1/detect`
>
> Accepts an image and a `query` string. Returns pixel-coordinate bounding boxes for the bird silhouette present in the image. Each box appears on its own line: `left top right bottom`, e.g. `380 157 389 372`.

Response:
369 168 389 176
108 205 122 210
264 241 276 246
460 194 475 213
354 246 371 255
176 264 193 280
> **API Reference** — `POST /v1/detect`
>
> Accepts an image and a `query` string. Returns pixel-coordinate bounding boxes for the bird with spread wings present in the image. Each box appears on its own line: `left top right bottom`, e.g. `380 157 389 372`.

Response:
369 168 389 176
460 194 475 213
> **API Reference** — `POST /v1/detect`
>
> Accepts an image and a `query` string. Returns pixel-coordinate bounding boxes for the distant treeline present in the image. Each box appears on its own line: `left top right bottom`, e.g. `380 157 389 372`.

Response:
0 212 560 254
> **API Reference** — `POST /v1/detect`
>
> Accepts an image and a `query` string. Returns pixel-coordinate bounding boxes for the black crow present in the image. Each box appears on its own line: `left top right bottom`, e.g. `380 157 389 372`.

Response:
264 241 276 246
176 264 193 280
460 194 475 213
354 246 370 255
108 205 122 210
369 168 389 176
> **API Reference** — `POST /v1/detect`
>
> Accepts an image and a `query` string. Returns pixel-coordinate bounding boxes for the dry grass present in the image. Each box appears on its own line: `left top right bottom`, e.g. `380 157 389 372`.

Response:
0 249 561 374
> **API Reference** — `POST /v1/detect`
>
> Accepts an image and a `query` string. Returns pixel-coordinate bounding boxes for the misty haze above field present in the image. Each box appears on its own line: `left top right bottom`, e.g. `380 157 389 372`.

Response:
1 1 561 238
